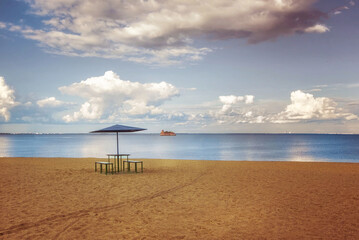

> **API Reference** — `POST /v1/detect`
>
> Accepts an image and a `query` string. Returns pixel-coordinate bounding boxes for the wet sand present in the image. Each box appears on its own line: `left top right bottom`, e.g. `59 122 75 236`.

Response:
0 157 359 239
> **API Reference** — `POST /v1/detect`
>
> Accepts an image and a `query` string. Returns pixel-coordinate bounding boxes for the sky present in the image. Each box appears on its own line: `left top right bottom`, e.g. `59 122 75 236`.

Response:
0 0 358 134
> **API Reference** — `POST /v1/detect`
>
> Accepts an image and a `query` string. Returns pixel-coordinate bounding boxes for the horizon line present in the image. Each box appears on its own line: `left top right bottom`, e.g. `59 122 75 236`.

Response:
1 132 358 135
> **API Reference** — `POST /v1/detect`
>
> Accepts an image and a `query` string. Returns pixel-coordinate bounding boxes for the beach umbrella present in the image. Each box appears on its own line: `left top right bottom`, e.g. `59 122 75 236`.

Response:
90 124 146 157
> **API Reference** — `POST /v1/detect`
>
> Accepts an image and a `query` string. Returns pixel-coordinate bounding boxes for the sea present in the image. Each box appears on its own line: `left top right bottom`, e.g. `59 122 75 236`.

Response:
0 133 358 162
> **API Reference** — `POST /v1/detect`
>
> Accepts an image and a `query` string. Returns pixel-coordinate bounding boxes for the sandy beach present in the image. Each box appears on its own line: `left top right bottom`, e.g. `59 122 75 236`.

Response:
0 158 359 239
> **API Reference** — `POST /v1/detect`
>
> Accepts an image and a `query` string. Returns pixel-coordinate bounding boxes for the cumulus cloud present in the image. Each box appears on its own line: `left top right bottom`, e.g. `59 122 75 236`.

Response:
0 76 18 121
304 24 329 33
274 90 358 123
37 97 66 108
60 71 179 122
2 0 330 65
219 95 254 114
5 95 74 124
207 90 358 126
208 94 259 124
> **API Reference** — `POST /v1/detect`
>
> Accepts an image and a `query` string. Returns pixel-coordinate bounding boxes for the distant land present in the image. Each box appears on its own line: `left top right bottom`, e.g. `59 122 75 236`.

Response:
0 132 358 135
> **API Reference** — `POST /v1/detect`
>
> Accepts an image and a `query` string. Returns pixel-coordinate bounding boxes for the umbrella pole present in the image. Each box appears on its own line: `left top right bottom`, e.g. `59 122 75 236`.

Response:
117 132 120 172
116 132 119 155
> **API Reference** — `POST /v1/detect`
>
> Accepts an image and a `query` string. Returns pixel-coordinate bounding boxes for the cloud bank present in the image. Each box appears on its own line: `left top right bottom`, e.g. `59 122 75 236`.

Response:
57 84 357 126
209 90 357 125
0 76 18 121
274 90 358 123
2 0 330 65
1 71 357 130
60 71 179 122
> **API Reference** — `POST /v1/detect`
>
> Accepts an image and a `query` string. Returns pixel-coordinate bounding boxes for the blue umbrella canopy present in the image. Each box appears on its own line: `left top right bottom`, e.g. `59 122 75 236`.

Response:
91 124 146 133
91 124 146 156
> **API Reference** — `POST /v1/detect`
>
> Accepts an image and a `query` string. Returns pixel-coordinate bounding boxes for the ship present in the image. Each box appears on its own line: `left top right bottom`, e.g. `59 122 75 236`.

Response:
160 130 176 136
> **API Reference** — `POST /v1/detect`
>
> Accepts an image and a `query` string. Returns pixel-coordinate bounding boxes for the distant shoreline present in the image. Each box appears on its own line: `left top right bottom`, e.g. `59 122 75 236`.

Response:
1 132 359 135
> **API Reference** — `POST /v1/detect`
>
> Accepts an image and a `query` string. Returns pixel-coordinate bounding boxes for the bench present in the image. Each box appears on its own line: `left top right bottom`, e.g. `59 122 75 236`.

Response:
95 161 114 175
123 160 143 173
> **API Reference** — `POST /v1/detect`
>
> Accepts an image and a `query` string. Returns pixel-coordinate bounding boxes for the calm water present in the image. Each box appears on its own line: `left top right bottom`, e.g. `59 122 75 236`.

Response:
0 134 358 162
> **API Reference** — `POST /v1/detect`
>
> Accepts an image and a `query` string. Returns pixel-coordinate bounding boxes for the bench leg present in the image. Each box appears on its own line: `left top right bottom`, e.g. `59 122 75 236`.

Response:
95 162 97 172
119 156 122 172
135 163 138 173
141 162 143 173
105 164 108 175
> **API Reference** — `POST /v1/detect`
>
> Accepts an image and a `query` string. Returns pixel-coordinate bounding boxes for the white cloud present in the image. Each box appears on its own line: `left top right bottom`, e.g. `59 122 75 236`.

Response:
123 100 164 116
244 111 253 117
330 2 354 16
37 97 65 107
0 22 6 29
0 76 18 121
219 95 254 114
274 90 358 123
3 0 329 65
220 95 244 105
244 95 254 104
308 88 322 92
304 24 329 33
24 101 33 107
208 94 258 124
60 71 179 122
63 101 102 122
206 90 358 126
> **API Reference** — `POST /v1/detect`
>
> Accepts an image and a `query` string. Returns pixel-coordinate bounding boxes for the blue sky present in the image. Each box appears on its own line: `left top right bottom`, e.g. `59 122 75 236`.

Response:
0 0 358 133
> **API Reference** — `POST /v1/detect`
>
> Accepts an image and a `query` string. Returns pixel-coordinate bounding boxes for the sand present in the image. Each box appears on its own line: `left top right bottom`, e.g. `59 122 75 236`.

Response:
0 158 359 239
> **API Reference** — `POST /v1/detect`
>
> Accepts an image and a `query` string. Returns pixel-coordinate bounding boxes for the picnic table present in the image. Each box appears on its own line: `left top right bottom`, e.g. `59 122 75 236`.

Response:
107 154 130 172
95 154 143 174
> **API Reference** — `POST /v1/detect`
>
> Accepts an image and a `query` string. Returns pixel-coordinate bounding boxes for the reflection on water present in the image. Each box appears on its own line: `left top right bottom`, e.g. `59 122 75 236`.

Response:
80 135 114 158
0 134 358 162
287 137 314 162
0 136 12 157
